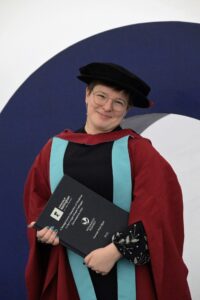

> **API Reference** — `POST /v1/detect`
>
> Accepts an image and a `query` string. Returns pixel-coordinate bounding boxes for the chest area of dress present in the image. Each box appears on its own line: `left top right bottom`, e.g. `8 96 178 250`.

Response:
63 141 114 201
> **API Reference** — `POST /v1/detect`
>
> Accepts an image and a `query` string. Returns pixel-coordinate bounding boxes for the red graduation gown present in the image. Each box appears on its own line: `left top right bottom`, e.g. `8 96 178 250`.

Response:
24 128 191 300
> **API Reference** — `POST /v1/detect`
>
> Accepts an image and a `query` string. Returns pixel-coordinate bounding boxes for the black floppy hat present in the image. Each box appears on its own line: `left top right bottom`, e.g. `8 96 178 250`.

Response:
77 62 152 108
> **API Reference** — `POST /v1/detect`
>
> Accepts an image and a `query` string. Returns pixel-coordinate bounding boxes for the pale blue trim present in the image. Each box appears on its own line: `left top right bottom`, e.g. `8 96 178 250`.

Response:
117 260 136 300
112 135 136 300
49 137 68 193
67 250 97 300
50 137 97 300
50 135 136 299
112 136 132 212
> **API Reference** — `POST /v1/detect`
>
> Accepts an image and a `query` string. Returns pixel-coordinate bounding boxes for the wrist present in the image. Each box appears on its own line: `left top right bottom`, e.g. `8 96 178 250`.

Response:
107 243 123 261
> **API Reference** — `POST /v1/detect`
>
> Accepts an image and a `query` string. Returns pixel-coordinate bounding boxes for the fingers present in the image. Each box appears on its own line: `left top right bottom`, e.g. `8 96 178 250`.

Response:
83 254 91 265
27 221 59 246
52 237 59 246
83 253 107 276
37 226 52 241
37 226 59 246
27 221 36 228
93 270 107 275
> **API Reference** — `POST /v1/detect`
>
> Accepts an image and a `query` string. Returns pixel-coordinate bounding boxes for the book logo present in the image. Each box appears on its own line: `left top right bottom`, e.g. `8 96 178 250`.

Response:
50 207 64 221
81 217 90 225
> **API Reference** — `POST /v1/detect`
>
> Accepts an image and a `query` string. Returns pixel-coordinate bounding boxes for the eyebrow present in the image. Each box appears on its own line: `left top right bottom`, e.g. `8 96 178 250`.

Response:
94 90 128 102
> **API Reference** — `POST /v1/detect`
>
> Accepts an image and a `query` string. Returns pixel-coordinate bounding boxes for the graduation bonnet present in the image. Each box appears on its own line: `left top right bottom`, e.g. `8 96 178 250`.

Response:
77 62 152 108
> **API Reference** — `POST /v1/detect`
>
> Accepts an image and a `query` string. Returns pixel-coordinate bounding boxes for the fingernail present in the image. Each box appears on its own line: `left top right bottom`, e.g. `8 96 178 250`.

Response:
50 226 54 230
54 229 58 233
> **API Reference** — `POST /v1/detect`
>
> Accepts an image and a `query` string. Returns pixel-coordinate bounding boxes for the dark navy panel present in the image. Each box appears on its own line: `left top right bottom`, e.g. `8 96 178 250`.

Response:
0 21 200 299
122 113 168 133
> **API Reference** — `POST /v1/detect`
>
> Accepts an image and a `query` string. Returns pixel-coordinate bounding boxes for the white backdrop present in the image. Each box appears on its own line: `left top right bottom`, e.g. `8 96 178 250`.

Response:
1 0 200 111
141 115 200 299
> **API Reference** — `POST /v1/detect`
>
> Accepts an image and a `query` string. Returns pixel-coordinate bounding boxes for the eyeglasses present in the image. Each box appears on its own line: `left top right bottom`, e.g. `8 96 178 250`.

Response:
92 91 128 112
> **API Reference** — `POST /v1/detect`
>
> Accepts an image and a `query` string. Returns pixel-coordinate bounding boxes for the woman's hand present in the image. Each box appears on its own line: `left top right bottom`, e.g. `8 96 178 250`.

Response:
28 221 59 246
84 243 122 275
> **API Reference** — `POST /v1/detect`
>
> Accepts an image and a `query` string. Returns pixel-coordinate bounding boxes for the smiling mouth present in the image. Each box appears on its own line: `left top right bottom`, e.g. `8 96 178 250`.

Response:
97 111 112 119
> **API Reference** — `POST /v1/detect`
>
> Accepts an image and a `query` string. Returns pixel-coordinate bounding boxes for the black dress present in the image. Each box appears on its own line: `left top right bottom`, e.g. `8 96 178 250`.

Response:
64 129 117 300
63 127 150 300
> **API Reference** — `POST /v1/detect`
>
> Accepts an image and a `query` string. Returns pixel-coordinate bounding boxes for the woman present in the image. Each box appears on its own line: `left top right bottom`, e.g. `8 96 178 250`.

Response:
24 62 191 300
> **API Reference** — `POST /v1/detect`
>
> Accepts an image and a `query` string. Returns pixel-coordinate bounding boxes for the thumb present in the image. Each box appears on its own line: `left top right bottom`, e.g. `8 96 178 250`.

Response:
84 253 91 265
27 221 36 228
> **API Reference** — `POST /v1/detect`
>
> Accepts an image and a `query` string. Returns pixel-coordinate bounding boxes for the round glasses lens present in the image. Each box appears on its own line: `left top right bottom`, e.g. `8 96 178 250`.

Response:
93 91 127 111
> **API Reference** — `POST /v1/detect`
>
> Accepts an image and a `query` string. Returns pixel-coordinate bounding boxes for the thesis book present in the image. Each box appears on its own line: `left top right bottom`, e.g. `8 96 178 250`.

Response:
35 174 129 257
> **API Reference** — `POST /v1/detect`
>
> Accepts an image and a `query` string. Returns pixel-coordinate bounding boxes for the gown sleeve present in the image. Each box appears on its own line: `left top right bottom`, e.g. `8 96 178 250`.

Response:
23 139 53 298
112 221 150 265
127 136 191 300
24 139 52 223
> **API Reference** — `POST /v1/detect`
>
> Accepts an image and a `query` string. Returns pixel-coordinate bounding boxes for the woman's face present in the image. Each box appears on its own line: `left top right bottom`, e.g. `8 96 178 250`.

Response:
85 84 129 134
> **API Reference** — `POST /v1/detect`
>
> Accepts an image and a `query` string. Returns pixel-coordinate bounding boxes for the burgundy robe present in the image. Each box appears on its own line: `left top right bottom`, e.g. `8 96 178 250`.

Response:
24 128 191 300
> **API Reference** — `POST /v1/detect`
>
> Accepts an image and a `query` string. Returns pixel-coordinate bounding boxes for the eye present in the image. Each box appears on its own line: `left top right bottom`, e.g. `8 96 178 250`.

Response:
115 99 126 106
95 93 107 101
97 93 106 99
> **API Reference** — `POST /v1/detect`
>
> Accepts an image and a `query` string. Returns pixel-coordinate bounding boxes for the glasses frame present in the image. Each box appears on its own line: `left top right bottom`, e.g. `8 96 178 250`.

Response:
92 90 128 112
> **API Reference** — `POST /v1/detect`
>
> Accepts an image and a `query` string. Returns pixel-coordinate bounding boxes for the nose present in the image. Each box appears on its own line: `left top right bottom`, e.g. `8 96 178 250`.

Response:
103 99 113 111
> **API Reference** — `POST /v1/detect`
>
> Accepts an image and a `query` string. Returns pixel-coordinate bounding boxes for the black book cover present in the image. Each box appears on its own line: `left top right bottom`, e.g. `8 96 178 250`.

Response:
35 174 129 257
